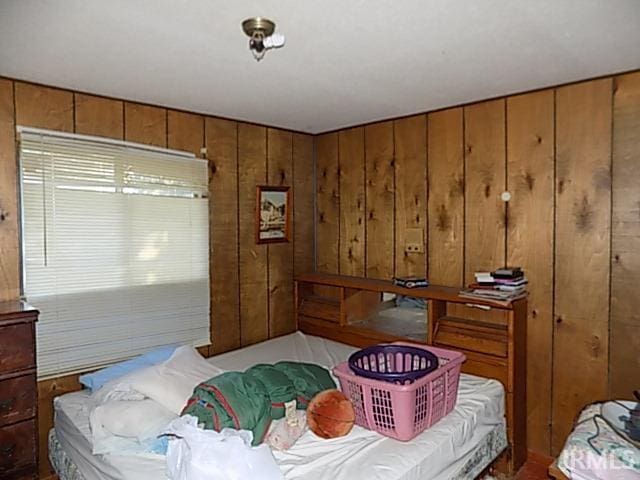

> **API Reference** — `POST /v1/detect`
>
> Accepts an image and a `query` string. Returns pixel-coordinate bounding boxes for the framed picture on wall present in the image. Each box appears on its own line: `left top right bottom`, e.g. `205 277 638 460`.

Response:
255 185 291 244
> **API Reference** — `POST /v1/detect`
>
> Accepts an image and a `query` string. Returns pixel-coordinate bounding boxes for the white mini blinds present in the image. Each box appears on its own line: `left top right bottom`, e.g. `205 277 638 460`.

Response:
19 128 210 379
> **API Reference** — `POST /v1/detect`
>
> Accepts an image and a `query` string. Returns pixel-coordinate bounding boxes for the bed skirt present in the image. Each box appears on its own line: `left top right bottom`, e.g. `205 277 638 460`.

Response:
49 422 507 480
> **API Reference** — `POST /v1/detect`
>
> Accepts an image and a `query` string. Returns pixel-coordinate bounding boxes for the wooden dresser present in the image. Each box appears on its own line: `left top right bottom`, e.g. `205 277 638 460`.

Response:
295 273 527 474
0 301 39 479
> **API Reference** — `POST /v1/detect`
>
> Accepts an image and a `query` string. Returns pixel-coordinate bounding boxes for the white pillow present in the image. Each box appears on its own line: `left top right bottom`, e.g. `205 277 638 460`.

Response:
92 346 224 414
91 399 177 441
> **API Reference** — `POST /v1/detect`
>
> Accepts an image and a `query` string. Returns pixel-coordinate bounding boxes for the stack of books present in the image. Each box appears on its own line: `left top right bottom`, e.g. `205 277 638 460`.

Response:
459 267 527 305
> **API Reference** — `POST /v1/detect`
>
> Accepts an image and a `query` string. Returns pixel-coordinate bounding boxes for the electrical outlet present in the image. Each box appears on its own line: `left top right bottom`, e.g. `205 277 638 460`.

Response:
405 228 424 254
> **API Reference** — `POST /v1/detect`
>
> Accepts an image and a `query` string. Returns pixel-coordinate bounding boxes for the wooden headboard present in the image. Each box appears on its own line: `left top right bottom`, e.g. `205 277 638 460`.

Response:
294 272 527 474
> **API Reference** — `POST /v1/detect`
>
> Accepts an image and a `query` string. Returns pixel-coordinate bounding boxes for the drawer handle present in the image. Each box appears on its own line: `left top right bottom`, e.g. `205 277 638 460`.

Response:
0 443 15 457
0 398 14 411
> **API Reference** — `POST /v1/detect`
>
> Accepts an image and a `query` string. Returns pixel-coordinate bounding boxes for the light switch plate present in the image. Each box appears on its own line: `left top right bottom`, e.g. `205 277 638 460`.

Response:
405 228 424 253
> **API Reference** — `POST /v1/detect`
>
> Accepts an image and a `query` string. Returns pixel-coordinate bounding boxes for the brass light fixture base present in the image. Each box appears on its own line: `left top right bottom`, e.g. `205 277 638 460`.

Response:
242 17 275 38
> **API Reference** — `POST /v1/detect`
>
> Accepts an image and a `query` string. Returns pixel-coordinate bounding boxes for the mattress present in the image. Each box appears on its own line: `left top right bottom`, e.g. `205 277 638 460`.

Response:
52 332 507 480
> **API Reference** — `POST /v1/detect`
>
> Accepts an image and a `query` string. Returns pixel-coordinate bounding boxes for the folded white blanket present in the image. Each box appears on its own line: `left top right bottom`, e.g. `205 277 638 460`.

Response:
90 399 177 455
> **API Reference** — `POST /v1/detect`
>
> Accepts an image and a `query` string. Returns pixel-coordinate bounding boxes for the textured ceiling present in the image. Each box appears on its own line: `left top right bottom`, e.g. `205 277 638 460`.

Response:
1 0 639 133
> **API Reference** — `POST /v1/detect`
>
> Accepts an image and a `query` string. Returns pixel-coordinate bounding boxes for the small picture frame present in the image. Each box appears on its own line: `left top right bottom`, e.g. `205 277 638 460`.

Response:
256 185 291 244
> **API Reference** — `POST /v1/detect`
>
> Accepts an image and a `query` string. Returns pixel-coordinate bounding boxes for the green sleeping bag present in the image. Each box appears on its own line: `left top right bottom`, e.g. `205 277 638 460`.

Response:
245 364 296 420
182 361 336 444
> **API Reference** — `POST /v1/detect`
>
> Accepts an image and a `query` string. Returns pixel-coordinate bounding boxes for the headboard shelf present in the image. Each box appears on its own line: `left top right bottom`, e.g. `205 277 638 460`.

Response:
295 272 527 474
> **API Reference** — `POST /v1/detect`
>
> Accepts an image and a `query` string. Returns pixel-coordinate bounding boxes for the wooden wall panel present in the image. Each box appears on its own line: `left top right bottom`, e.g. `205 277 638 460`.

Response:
338 127 365 276
553 79 612 452
267 129 295 337
427 108 464 286
1 78 309 475
464 100 506 284
168 110 204 156
238 123 268 346
0 79 18 302
74 94 123 139
315 133 340 273
394 115 427 278
124 102 167 147
293 133 314 275
506 90 555 454
206 117 240 354
610 71 640 399
14 82 74 132
364 121 394 279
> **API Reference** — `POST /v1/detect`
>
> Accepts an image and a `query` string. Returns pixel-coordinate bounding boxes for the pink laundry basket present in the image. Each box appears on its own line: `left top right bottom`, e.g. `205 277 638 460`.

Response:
333 342 465 441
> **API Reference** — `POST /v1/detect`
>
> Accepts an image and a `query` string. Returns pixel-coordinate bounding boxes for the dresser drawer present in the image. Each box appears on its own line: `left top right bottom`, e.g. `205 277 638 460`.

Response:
0 419 37 474
0 374 36 427
0 323 35 374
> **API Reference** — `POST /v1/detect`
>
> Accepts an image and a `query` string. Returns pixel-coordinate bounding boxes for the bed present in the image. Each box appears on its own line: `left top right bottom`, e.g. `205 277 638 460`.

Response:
49 332 507 480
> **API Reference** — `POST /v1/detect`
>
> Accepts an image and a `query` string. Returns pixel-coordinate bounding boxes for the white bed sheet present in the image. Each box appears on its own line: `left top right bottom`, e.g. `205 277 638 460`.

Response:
54 332 505 480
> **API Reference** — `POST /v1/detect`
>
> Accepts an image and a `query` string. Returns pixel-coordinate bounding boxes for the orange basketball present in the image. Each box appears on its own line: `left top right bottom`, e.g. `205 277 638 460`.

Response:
307 389 355 439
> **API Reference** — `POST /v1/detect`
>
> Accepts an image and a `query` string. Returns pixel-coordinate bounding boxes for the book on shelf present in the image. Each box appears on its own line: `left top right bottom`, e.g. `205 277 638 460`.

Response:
493 266 522 277
393 277 429 289
459 290 527 306
494 277 528 286
463 266 528 305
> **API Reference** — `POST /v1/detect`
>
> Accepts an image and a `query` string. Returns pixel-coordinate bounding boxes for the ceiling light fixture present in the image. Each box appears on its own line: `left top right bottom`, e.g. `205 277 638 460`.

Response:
242 17 285 62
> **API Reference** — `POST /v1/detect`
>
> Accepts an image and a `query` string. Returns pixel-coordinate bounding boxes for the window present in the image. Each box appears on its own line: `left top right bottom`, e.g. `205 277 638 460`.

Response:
19 128 210 379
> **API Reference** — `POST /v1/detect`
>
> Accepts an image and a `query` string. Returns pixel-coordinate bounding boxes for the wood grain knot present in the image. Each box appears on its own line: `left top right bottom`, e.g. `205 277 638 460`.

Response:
524 172 535 191
318 212 325 223
453 177 465 197
614 254 621 263
466 145 473 155
415 213 421 224
436 205 451 232
484 184 491 198
574 195 593 232
368 210 374 221
279 170 286 183
536 135 542 144
209 162 217 174
558 179 565 195
556 315 563 324
589 336 601 358
390 159 395 167
532 309 538 318
322 168 328 178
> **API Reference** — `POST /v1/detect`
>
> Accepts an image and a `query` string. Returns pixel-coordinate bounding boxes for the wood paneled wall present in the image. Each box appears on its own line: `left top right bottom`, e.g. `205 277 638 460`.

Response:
0 79 314 476
315 71 640 456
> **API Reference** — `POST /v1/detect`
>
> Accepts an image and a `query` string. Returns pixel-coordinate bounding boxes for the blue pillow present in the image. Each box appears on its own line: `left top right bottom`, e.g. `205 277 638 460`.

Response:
79 345 178 392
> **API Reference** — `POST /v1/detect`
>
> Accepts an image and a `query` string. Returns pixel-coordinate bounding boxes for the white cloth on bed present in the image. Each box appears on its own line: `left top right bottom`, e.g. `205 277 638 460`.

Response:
90 399 177 455
164 415 284 480
54 331 506 480
91 346 225 414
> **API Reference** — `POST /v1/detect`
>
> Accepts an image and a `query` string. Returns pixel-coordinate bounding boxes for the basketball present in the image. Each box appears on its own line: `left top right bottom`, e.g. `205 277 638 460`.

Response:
306 389 355 439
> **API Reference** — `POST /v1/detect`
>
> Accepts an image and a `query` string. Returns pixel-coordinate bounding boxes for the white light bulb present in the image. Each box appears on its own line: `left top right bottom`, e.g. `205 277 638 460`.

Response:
264 33 286 49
